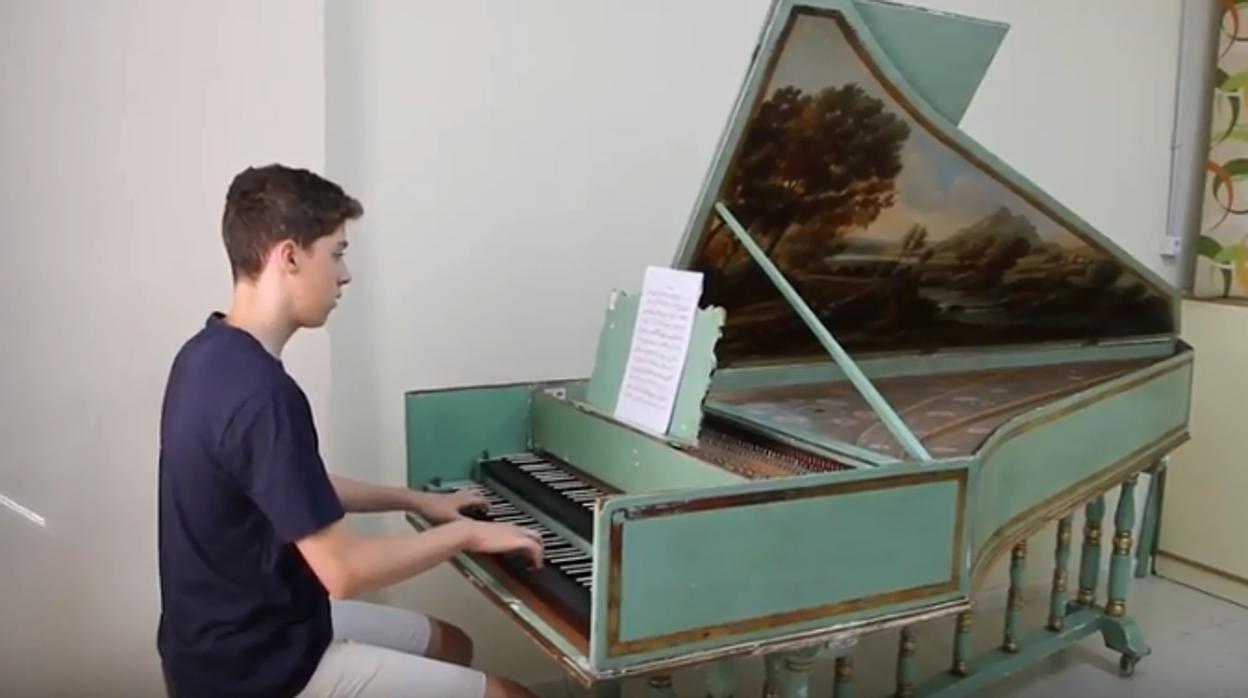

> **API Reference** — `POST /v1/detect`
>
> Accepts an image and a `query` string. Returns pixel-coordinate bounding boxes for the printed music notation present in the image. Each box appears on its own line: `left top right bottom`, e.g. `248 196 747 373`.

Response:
614 266 703 436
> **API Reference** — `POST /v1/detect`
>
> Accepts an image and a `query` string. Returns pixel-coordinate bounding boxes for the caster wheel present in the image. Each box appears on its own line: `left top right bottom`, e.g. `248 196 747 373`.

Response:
1119 654 1138 677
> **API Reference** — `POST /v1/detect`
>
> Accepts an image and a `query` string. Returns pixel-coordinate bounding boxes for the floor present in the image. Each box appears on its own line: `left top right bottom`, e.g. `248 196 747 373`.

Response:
539 575 1248 697
984 577 1247 698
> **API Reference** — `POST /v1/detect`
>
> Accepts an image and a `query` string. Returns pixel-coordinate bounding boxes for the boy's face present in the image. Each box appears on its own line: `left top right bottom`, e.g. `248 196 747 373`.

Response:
286 225 351 328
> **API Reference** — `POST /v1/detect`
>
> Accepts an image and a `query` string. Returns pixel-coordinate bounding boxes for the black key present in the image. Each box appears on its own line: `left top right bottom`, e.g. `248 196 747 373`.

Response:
480 457 594 540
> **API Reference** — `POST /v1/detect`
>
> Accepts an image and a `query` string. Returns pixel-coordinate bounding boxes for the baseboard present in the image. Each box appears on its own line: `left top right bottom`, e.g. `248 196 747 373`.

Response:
1155 549 1248 609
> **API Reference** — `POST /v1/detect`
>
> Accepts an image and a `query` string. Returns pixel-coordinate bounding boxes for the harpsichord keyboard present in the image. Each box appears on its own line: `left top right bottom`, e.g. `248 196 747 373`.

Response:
456 453 611 630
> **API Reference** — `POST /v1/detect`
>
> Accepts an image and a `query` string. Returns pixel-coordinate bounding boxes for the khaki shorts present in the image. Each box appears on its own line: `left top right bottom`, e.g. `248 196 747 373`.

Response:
297 600 487 698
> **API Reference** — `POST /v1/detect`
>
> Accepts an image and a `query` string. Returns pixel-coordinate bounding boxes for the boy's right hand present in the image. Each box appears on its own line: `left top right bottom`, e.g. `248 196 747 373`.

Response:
465 521 544 569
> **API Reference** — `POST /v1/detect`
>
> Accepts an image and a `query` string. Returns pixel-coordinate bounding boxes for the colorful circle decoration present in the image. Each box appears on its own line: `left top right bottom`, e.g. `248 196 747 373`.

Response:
1195 1 1248 298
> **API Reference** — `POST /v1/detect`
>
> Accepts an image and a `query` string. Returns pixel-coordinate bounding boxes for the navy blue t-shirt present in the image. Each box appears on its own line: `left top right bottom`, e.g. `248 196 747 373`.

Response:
157 313 345 698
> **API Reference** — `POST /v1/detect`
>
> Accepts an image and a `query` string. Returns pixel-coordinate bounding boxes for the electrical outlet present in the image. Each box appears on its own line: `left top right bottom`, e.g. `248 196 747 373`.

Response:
1160 237 1182 257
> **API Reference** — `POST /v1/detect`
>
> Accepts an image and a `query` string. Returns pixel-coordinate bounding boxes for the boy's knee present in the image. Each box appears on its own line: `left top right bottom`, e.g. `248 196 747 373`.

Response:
483 675 540 698
429 619 474 667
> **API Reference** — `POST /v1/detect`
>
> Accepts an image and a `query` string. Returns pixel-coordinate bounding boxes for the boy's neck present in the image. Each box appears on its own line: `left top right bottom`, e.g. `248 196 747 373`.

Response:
224 279 297 358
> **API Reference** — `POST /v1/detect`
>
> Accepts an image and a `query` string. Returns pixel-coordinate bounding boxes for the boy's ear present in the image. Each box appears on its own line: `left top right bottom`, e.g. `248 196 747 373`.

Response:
274 239 299 273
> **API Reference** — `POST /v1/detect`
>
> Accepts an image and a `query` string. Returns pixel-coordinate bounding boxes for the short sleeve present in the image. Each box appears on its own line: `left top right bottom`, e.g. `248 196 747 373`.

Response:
222 379 345 542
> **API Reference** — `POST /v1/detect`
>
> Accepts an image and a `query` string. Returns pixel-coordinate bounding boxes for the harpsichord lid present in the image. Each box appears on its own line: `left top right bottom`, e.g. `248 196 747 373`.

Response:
674 0 1178 367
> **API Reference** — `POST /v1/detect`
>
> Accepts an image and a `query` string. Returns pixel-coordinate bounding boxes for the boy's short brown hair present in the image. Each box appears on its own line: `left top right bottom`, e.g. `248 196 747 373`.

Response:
221 164 363 280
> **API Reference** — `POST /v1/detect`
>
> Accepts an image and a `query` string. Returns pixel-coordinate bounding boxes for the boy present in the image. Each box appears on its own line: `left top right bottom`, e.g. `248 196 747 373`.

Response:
157 164 542 698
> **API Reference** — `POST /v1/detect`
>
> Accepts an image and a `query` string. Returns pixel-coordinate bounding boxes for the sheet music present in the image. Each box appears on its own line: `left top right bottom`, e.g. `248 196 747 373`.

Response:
614 266 704 435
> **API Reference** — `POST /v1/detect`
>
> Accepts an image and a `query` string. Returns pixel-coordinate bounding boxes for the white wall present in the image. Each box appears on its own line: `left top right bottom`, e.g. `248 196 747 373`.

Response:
0 0 1186 694
0 2 327 695
323 0 777 686
919 0 1184 284
324 0 1185 692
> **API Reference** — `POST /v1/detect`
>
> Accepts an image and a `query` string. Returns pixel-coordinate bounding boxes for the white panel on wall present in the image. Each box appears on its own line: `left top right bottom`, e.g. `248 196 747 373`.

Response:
1163 1 1219 290
0 2 326 695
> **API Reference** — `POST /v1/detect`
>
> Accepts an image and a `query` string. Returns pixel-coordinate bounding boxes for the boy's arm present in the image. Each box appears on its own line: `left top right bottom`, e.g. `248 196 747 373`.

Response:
223 380 519 598
295 517 543 599
329 474 486 522
329 474 420 512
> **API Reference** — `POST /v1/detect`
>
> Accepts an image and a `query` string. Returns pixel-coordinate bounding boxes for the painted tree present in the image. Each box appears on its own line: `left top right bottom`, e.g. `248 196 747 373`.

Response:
901 224 929 257
701 83 911 269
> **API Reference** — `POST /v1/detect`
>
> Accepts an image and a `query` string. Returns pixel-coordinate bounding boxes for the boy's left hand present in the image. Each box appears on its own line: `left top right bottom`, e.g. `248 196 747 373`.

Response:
419 489 490 524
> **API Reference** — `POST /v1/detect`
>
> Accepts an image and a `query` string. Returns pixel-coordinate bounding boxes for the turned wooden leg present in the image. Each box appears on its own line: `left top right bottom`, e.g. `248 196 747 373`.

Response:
1077 495 1106 606
1003 541 1026 653
762 648 818 698
833 655 854 698
1106 476 1139 618
646 673 675 698
950 611 971 676
1100 475 1152 677
705 660 734 698
1049 516 1073 630
762 653 782 698
783 649 817 698
1135 460 1166 578
894 627 916 697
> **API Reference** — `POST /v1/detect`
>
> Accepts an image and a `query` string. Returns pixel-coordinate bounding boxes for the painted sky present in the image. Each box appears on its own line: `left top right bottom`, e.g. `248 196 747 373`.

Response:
764 13 1085 248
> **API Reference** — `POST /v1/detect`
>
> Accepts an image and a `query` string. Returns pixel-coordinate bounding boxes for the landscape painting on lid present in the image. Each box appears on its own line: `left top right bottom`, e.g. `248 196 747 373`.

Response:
688 9 1172 363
